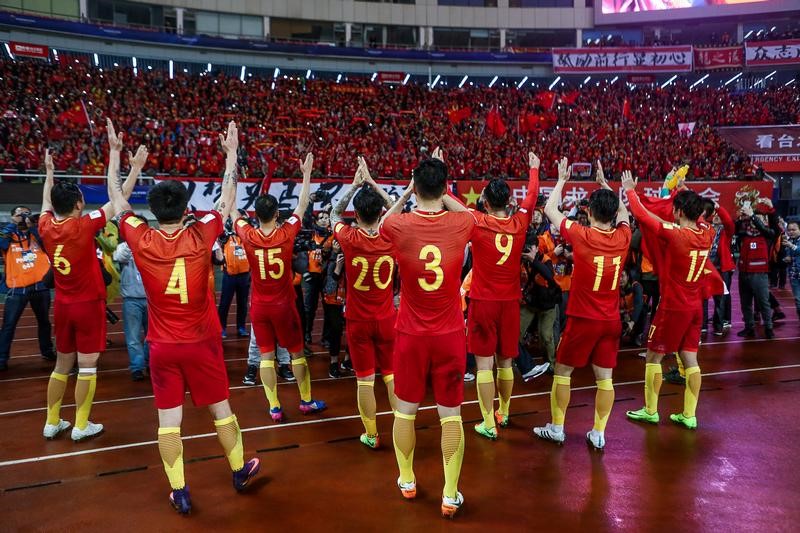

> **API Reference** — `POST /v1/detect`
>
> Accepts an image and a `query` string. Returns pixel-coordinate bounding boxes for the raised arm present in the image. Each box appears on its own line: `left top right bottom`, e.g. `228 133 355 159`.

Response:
105 118 129 217
41 149 54 213
596 160 629 225
520 151 541 211
543 157 569 228
379 178 414 227
359 156 393 208
331 162 364 228
622 170 662 234
123 145 148 199
293 153 314 219
216 120 239 221
431 145 468 211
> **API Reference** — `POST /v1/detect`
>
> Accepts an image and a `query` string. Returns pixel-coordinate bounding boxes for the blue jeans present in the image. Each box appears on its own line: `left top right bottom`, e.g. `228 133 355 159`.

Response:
0 287 54 364
247 325 291 366
791 278 800 317
122 297 149 372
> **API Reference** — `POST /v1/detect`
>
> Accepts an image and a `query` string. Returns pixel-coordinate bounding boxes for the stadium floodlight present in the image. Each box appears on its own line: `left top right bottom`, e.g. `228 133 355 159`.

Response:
723 72 742 87
582 76 591 86
660 75 677 89
306 69 312 79
516 76 528 90
548 76 561 91
93 53 99 66
371 72 377 82
459 75 468 88
402 73 410 85
489 75 498 88
132 56 137 76
240 66 246 82
336 73 342 83
785 79 796 87
431 74 441 88
690 74 709 89
770 26 776 32
206 62 211 72
271 81 276 90
744 30 753 39
610 76 619 85
756 29 764 36
764 70 777 80
273 67 280 79
4 42 13 60
169 60 174 79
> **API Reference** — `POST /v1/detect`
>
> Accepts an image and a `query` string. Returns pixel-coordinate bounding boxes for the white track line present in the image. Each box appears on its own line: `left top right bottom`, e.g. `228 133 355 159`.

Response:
0 363 799 468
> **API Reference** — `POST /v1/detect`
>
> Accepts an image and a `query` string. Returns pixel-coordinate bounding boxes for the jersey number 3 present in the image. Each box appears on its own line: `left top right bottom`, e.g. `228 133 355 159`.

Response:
418 245 444 292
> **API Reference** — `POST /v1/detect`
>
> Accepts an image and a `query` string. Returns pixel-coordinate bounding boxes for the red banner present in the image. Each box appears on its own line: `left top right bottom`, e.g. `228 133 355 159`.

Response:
627 74 656 84
745 39 800 67
717 125 800 172
694 46 744 70
552 46 693 74
10 41 49 59
377 71 405 84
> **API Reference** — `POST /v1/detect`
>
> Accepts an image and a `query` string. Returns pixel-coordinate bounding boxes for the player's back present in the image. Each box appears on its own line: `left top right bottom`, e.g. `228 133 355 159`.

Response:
658 223 715 310
122 212 221 343
381 210 475 335
470 210 530 301
333 222 395 321
39 210 106 303
563 219 632 321
236 215 300 306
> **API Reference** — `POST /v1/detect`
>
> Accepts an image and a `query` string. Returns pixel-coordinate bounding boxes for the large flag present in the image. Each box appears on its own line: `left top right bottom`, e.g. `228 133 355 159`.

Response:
560 89 580 106
447 106 472 125
534 91 556 110
519 112 555 134
486 107 507 136
57 100 90 127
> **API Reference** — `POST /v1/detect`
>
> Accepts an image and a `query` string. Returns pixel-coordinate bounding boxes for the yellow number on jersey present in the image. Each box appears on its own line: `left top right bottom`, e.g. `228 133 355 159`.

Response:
592 255 622 291
418 245 444 292
254 248 284 280
53 244 71 275
352 255 394 291
495 234 513 266
686 250 709 283
165 258 188 304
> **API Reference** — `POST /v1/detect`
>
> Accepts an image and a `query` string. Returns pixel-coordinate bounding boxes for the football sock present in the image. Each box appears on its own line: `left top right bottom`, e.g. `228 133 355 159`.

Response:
440 416 465 500
496 366 514 417
683 367 701 418
551 375 571 426
46 371 69 426
476 370 495 430
292 357 312 402
676 354 686 378
393 412 416 484
593 379 615 433
74 369 97 431
383 374 397 412
357 380 377 436
259 359 280 410
645 363 662 415
214 415 244 472
158 427 185 490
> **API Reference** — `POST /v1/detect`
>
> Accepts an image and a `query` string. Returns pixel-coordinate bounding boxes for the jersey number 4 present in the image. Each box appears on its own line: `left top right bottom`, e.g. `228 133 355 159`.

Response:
165 258 188 304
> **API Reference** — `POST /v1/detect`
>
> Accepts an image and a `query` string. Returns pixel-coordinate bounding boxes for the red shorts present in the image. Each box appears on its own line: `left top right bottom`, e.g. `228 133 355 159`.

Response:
150 340 230 409
647 306 702 355
54 299 107 354
346 314 397 378
556 316 621 369
467 299 519 358
251 302 304 354
394 330 466 408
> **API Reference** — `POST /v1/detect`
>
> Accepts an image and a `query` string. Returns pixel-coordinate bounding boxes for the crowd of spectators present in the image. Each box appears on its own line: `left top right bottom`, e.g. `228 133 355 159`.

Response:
1 57 797 182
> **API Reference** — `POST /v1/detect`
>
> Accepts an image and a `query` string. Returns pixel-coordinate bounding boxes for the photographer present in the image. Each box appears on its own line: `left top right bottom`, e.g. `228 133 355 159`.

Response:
0 206 56 371
518 244 559 381
217 217 251 339
301 208 333 346
736 201 777 339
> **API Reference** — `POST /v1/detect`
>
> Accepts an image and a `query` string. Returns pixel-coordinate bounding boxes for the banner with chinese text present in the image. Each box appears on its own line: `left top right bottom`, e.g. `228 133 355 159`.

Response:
694 46 744 70
552 46 693 74
717 125 800 172
745 39 800 67
10 41 49 59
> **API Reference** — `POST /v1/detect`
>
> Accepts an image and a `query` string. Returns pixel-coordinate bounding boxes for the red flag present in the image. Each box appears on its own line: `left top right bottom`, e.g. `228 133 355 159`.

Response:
622 99 633 121
486 107 506 136
534 91 556 110
447 107 472 125
560 90 580 106
56 101 89 126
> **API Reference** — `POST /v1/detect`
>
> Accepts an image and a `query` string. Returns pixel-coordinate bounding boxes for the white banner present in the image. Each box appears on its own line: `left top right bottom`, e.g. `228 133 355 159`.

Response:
745 39 800 67
678 122 696 137
552 46 693 74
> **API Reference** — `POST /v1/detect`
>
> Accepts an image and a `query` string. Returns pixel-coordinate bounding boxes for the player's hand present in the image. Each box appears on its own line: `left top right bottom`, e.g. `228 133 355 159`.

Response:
357 156 373 184
741 204 754 217
44 149 54 174
129 145 148 169
621 170 637 191
432 146 444 162
557 157 570 183
402 178 415 200
595 160 611 191
219 121 238 156
106 118 124 152
299 152 314 177
529 151 540 170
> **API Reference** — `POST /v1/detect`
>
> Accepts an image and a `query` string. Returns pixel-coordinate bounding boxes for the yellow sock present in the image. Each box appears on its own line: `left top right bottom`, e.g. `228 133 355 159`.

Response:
383 374 397 412
593 379 615 432
683 366 701 418
440 416 465 499
476 369 495 430
214 415 244 472
676 355 686 378
645 363 662 416
75 371 97 431
259 359 281 410
393 412 416 484
292 357 312 402
46 372 69 426
551 375 571 426
357 380 377 436
158 427 185 490
496 366 514 417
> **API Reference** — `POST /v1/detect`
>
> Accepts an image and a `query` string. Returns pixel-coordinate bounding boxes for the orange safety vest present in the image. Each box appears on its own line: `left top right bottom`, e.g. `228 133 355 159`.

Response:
308 234 332 274
223 235 250 275
2 233 51 288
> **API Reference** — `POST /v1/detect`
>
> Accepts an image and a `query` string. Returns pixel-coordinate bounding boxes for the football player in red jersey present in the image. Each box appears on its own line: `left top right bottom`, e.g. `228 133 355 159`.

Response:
533 159 631 451
38 130 145 442
233 152 327 421
379 155 476 519
115 121 259 514
330 157 401 450
623 172 714 430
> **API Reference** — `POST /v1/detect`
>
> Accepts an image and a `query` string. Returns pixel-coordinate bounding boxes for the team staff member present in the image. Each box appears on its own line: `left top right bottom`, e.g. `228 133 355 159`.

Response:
0 205 55 371
303 211 333 345
38 140 144 442
218 220 251 338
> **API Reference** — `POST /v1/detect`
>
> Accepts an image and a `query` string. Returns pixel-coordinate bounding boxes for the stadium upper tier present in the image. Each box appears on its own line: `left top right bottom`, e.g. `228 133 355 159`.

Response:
1 56 796 181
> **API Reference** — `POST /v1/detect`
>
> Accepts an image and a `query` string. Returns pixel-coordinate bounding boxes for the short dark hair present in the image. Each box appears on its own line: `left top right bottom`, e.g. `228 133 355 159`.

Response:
147 180 189 223
786 221 799 230
254 194 279 224
587 189 619 224
413 159 448 201
702 198 715 219
483 178 510 211
11 205 30 216
352 185 384 225
51 182 83 216
673 190 704 221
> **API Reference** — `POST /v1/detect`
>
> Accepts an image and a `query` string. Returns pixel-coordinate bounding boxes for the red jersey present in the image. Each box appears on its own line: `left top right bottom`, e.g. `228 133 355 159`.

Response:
39 210 107 303
120 211 222 343
380 210 475 335
560 218 632 321
235 215 300 306
333 222 395 321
